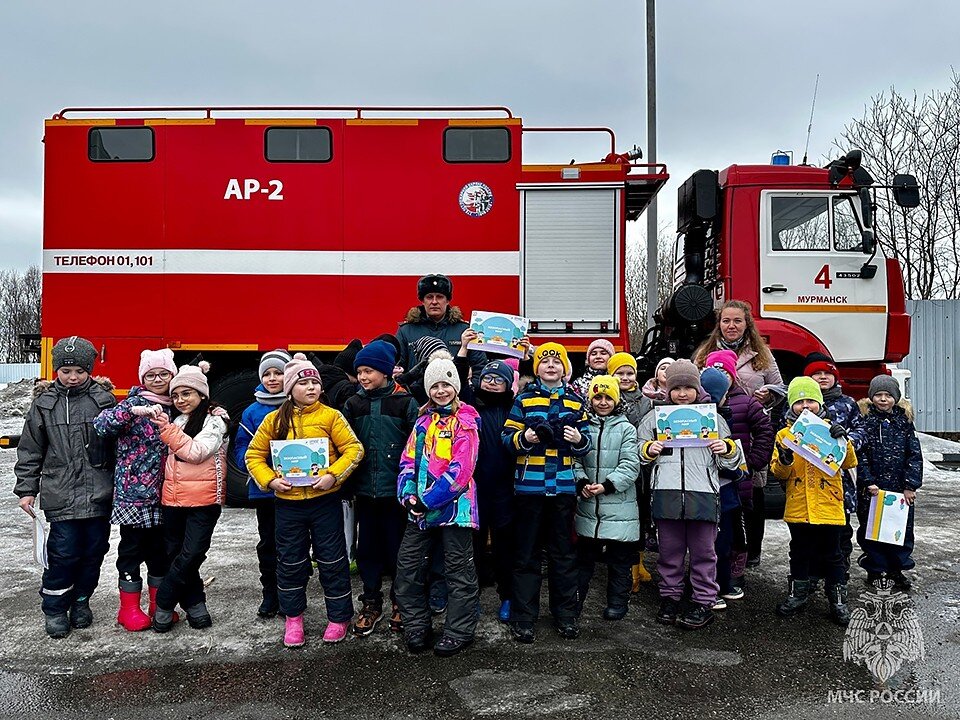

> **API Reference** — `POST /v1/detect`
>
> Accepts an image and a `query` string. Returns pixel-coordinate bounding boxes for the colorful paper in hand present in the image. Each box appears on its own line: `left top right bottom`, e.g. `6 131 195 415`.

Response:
270 438 330 487
468 311 529 359
655 403 719 447
782 409 847 476
865 490 910 546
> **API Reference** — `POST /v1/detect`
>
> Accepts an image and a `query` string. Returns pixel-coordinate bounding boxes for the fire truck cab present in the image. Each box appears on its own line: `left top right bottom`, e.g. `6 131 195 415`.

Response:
641 150 919 396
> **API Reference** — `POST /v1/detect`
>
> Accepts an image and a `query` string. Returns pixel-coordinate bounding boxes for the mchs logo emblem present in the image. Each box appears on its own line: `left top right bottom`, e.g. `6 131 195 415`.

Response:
843 580 924 684
459 182 494 217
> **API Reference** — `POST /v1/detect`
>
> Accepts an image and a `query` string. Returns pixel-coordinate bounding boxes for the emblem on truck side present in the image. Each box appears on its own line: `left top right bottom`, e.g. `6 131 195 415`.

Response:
459 181 494 217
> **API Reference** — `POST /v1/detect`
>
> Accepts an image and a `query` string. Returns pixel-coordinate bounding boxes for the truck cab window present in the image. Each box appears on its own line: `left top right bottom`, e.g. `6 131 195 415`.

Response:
832 195 864 251
88 127 154 162
443 127 510 162
770 195 829 251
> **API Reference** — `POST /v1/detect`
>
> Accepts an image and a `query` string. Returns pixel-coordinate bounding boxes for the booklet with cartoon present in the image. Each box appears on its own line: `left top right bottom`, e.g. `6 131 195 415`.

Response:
655 403 719 447
782 409 846 476
269 438 330 487
865 490 910 546
468 310 529 359
32 512 48 568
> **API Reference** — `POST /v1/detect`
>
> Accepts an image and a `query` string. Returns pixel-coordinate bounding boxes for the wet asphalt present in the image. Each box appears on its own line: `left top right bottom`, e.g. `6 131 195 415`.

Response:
0 452 958 719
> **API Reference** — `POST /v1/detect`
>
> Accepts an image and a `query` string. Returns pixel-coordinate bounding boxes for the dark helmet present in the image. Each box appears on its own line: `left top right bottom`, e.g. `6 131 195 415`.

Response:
417 274 453 300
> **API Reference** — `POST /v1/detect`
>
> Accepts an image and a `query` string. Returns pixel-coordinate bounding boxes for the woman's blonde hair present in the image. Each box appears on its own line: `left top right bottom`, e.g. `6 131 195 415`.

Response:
693 300 775 372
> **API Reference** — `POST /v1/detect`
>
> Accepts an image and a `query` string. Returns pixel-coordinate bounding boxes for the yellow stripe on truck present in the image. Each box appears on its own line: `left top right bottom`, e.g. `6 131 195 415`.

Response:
763 304 886 314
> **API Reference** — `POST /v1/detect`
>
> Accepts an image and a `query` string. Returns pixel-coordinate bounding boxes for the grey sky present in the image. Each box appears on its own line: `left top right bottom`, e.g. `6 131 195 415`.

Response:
1 0 957 270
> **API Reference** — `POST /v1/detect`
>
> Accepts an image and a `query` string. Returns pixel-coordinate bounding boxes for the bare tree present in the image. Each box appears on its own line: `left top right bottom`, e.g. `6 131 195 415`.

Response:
832 71 960 299
625 224 675 348
0 265 41 362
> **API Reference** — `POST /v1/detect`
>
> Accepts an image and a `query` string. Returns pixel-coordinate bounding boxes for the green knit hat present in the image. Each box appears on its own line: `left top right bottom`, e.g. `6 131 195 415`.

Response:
787 376 823 407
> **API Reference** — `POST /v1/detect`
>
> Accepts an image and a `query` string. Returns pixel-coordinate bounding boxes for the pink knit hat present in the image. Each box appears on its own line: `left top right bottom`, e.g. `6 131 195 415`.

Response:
705 350 738 381
170 361 211 397
586 338 616 358
283 353 321 396
138 348 177 383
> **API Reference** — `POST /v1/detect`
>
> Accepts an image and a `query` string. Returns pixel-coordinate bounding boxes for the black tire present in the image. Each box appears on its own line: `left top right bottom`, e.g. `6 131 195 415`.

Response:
211 369 260 508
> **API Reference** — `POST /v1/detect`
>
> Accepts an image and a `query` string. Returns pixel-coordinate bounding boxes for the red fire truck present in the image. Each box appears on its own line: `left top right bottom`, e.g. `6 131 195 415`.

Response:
38 105 917 501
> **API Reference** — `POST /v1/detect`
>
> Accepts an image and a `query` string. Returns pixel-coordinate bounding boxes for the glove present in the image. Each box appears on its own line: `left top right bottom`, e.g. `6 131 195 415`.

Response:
130 405 163 417
777 445 794 465
829 423 848 439
404 495 428 515
531 422 555 445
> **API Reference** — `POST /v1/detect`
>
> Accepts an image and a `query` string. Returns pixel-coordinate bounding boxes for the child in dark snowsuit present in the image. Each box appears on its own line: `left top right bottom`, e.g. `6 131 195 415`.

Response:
855 375 922 589
457 330 518 622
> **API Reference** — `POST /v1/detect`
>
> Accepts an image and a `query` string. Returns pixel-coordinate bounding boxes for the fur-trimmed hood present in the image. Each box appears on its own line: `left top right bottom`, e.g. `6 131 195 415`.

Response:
403 305 464 325
33 375 114 398
858 397 914 422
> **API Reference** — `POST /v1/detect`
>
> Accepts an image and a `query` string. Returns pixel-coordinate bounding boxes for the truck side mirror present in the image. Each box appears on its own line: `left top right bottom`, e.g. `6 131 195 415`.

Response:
892 174 920 208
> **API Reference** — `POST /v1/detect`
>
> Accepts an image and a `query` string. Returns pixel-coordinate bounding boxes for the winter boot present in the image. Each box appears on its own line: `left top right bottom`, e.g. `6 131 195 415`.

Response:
147 576 180 624
185 602 213 629
631 553 652 591
888 571 912 591
45 613 71 639
116 586 152 632
390 602 404 632
352 599 383 637
283 615 305 648
826 583 851 627
69 597 94 629
656 598 680 625
808 576 822 596
257 588 280 619
322 620 350 643
776 577 810 618
677 602 715 630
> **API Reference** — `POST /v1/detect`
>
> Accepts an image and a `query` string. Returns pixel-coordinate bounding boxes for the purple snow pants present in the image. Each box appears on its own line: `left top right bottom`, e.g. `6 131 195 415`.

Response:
655 518 719 605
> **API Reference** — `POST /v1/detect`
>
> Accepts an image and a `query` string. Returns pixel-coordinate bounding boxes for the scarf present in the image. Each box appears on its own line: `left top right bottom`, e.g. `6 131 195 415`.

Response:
255 388 286 407
820 384 842 404
140 390 171 406
718 336 747 352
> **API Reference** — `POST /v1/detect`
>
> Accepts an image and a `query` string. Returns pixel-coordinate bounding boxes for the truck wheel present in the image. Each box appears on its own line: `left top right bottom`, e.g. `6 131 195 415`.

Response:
211 369 260 508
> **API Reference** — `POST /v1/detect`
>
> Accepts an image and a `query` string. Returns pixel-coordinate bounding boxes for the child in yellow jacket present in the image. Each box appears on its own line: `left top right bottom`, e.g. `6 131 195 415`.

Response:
245 354 364 648
771 377 856 626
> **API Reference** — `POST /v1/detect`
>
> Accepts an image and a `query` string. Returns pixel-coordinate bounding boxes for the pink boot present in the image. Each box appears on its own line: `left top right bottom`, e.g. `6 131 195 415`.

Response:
283 615 305 648
322 620 350 644
117 589 152 632
148 584 180 624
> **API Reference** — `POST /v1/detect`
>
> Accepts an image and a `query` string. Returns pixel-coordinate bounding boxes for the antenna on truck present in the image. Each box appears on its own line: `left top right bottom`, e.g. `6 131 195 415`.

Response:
800 73 820 166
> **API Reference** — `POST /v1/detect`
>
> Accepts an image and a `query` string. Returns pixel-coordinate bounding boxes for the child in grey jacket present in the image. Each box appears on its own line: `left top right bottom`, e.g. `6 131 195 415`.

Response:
13 336 116 639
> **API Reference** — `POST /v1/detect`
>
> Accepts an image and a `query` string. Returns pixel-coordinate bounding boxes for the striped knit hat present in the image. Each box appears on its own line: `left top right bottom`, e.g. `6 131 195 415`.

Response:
259 349 292 379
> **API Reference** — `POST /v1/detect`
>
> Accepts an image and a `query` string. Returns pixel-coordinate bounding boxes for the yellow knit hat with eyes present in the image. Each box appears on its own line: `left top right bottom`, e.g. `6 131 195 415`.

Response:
588 375 621 405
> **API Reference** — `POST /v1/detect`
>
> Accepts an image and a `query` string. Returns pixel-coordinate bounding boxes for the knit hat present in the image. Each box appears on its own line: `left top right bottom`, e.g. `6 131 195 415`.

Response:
704 350 738 380
479 359 514 387
283 353 321 396
700 367 732 404
533 342 571 375
607 352 638 377
170 361 211 397
586 339 615 359
138 347 177 382
787 376 824 407
333 339 363 374
868 374 902 403
417 274 453 300
52 336 97 373
354 340 396 377
588 375 621 405
412 336 449 364
803 351 841 382
655 357 675 375
423 357 461 394
372 333 403 358
665 359 701 392
258 349 292 379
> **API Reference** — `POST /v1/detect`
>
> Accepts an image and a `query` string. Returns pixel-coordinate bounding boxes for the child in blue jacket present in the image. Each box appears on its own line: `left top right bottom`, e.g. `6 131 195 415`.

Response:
234 349 290 618
855 375 922 590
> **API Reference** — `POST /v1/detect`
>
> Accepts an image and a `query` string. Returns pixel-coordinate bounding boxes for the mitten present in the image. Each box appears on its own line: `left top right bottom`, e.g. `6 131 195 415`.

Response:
532 421 555 445
130 405 156 417
404 495 428 515
777 445 794 465
829 423 848 439
210 406 230 421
